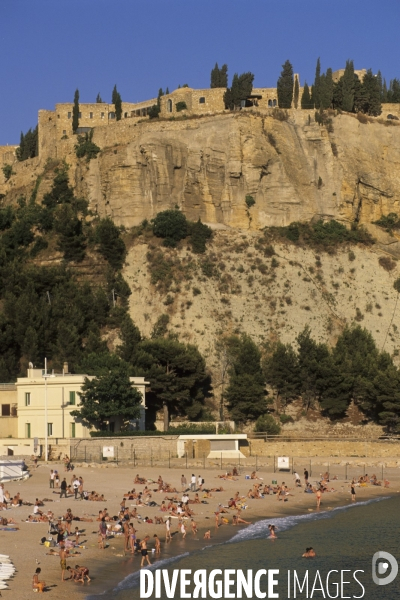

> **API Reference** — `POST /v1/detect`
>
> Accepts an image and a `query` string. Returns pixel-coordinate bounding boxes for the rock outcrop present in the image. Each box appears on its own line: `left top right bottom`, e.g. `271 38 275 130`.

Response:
2 110 400 237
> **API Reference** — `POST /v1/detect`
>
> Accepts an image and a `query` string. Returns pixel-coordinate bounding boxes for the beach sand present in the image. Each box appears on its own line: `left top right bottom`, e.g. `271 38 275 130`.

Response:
1 462 397 599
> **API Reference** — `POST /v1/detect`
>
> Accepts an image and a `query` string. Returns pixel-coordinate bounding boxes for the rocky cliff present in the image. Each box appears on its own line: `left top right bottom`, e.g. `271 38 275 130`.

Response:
2 110 400 240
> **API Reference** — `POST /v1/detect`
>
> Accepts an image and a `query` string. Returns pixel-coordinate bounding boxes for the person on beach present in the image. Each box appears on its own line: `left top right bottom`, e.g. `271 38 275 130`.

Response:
190 474 196 492
60 478 68 499
75 565 91 582
33 567 46 592
140 536 151 567
129 524 136 554
66 566 84 583
198 475 203 491
302 547 316 558
123 518 130 552
351 484 356 502
181 474 187 491
294 472 301 486
304 469 309 485
59 544 68 582
191 518 198 535
233 515 250 525
316 489 322 508
204 530 211 539
49 469 55 489
180 520 186 538
165 517 172 542
215 512 220 528
98 517 107 549
154 534 161 554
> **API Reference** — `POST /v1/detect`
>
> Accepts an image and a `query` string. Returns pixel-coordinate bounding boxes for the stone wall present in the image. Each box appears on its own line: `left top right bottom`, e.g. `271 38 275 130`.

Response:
0 146 18 167
243 439 400 458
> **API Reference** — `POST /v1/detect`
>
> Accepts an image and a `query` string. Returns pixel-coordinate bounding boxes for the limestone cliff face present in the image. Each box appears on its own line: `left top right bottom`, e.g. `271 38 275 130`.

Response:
2 110 400 235
76 111 400 233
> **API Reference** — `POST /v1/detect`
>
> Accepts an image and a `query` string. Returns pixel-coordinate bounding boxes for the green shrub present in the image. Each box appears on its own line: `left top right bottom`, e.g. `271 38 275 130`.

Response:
189 219 212 253
279 413 294 424
192 287 201 296
373 213 400 233
379 256 396 272
2 164 15 181
75 130 100 161
270 219 373 251
152 209 188 247
245 195 256 209
94 218 126 270
30 236 48 257
254 414 281 434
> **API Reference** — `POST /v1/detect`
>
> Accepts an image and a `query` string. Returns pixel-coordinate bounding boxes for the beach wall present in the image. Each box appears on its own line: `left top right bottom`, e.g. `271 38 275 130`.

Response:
245 438 400 458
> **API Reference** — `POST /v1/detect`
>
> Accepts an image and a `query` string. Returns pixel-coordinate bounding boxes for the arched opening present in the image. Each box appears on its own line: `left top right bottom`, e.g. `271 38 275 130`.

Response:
268 99 273 107
167 99 173 113
273 99 277 107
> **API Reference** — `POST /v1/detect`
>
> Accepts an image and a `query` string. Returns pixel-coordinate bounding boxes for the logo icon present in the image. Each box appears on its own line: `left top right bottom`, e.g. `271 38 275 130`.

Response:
372 551 398 586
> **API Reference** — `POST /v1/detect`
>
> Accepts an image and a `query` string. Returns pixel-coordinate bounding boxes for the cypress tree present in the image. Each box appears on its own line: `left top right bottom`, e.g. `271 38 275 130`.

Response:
376 71 383 102
223 72 254 110
219 64 228 87
96 93 103 103
211 63 218 88
293 76 299 108
301 82 311 109
165 87 170 95
382 79 388 103
362 69 382 116
342 60 355 112
313 57 321 109
277 60 294 109
320 68 333 109
72 89 80 134
112 85 122 120
310 84 315 109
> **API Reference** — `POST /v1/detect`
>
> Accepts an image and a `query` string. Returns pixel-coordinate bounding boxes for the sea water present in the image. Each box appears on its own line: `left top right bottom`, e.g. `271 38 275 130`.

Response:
88 496 400 599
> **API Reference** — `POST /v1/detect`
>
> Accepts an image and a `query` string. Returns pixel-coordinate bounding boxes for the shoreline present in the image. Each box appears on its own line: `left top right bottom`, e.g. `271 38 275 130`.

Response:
83 489 396 599
3 463 398 600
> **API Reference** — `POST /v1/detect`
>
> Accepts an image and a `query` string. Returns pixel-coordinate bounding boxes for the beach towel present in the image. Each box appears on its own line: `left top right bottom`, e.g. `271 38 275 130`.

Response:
0 527 18 531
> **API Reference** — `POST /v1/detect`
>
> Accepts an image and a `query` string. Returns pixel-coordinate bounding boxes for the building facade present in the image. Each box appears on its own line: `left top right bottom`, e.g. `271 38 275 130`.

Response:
16 366 148 440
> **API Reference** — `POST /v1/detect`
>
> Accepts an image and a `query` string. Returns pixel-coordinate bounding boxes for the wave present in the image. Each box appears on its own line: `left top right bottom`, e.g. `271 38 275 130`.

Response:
227 496 389 544
112 552 190 592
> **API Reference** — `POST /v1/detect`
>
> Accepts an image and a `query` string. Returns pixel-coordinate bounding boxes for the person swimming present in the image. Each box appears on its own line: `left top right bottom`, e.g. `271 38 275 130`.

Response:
302 547 316 558
268 524 277 538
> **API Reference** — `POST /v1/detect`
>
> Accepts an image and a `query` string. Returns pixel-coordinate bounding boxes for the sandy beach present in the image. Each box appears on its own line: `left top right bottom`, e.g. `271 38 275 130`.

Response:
1 462 398 599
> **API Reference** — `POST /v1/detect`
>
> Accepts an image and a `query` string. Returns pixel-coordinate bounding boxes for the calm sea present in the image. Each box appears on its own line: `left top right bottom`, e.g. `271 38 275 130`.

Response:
88 495 400 599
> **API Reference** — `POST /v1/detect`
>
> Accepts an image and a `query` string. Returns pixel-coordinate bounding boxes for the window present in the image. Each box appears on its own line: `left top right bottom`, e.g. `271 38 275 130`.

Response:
25 392 31 406
70 423 76 438
1 404 10 416
273 99 277 107
268 100 272 107
167 99 172 113
69 391 76 406
68 112 71 119
62 130 66 135
124 112 128 118
78 112 82 118
101 112 104 119
47 423 53 436
109 112 115 119
25 423 31 438
89 112 93 119
199 97 206 104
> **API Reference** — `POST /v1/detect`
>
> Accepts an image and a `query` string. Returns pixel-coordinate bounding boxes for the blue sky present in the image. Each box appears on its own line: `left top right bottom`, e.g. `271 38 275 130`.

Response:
1 0 399 145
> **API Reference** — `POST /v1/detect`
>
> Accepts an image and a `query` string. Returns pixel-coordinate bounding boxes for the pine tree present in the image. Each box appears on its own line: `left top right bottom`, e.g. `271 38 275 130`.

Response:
301 82 312 109
342 60 355 112
277 60 294 108
313 57 321 109
72 89 80 134
293 76 299 108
